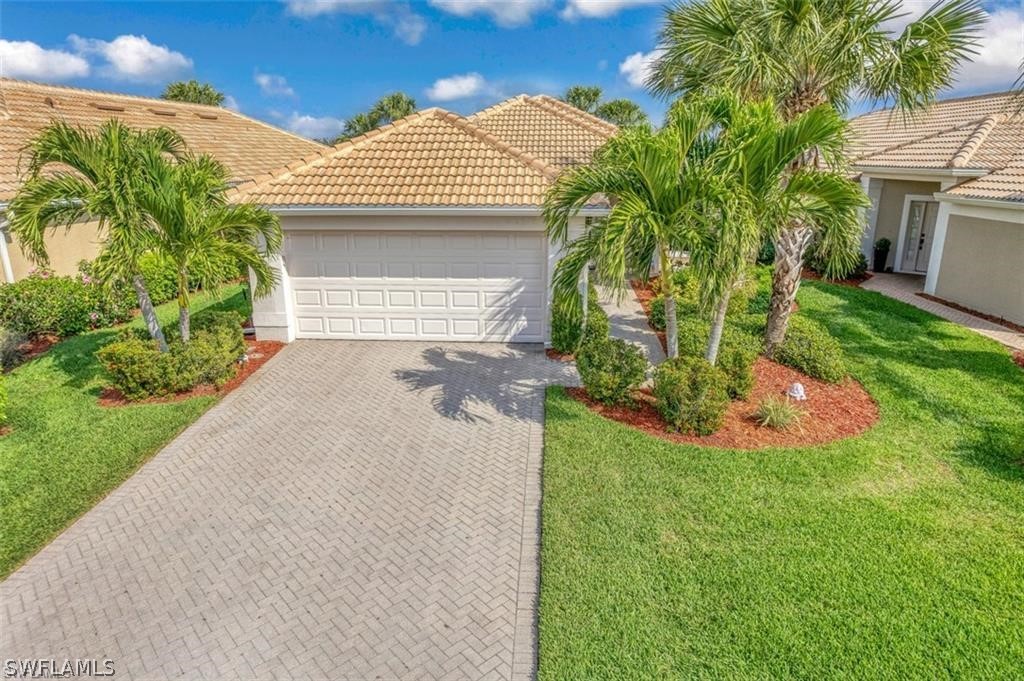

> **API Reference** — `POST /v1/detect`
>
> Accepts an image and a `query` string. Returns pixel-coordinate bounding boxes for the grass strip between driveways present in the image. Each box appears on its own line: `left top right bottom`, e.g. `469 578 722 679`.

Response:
0 285 251 578
540 281 1024 680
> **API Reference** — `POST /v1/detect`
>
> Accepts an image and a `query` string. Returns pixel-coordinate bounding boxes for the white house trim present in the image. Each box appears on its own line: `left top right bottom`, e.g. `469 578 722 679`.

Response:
894 194 939 274
932 194 1024 213
859 175 884 260
923 202 952 294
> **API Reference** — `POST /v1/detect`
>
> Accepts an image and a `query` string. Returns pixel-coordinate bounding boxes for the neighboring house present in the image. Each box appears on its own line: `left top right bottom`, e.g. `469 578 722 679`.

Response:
0 78 324 282
234 95 615 344
850 91 1023 325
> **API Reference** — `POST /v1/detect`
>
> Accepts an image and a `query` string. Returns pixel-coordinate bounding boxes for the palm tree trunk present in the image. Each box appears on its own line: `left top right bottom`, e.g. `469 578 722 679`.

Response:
132 275 168 352
764 224 814 355
177 269 190 342
659 246 678 359
705 288 732 365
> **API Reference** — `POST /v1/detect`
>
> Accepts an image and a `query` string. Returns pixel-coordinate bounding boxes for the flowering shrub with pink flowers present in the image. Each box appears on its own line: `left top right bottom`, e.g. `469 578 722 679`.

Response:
0 268 134 338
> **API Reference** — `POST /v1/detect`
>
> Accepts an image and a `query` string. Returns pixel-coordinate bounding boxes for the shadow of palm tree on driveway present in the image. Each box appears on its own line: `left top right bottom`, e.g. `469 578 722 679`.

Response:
392 344 576 423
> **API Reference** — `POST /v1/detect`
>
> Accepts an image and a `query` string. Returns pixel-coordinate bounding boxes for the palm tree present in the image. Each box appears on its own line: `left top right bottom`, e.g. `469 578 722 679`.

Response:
563 85 603 114
335 92 417 142
8 120 185 351
562 85 649 127
137 153 282 341
161 80 226 106
594 99 649 127
693 94 869 363
543 100 724 358
648 0 985 352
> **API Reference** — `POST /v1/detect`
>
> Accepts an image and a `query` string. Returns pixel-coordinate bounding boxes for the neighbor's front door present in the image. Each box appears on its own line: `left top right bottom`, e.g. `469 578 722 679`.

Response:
902 200 939 273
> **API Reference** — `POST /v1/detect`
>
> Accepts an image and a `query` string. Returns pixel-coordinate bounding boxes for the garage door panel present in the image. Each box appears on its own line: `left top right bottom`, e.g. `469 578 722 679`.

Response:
285 229 544 342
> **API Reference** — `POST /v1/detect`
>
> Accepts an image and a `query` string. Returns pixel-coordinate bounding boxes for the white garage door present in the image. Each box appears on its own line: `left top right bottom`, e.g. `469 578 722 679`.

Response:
284 230 546 342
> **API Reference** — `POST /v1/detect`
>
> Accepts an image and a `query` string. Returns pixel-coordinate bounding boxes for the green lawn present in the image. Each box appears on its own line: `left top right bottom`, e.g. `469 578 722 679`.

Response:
0 285 251 577
540 281 1024 680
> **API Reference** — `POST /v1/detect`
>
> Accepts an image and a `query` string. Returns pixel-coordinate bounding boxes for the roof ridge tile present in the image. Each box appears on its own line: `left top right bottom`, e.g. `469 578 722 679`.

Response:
949 114 1004 168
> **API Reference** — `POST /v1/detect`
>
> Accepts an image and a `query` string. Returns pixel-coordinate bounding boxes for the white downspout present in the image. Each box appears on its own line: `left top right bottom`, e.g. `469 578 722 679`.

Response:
0 209 15 284
924 201 952 295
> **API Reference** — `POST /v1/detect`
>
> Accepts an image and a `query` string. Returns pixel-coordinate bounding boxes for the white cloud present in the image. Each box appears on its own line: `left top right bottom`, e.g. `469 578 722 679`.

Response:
0 39 90 80
562 0 659 20
619 49 661 88
953 8 1024 91
69 34 191 82
429 0 550 27
426 72 487 101
254 71 295 97
283 0 426 45
223 95 240 111
283 112 346 139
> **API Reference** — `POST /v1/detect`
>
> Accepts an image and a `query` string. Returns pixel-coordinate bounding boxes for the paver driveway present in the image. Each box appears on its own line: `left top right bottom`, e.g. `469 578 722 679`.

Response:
1 341 575 680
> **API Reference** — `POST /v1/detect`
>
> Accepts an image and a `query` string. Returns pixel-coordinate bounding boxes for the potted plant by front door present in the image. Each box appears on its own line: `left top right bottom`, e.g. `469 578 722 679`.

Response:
873 238 891 272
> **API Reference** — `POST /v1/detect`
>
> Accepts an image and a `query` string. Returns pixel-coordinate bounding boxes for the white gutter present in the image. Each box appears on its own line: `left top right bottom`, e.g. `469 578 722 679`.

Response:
932 193 1024 212
267 205 611 217
852 165 989 180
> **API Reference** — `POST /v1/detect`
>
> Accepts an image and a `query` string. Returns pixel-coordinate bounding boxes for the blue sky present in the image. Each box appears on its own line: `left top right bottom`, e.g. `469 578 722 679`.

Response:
2 1 1021 139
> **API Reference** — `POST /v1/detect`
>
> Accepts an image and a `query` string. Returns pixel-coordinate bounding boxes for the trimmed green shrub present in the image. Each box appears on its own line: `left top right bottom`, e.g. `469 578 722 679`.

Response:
98 310 246 400
0 374 7 427
576 337 646 405
675 319 760 399
652 356 729 435
551 285 609 354
0 269 133 337
772 315 846 383
754 396 804 431
137 252 179 305
0 327 26 370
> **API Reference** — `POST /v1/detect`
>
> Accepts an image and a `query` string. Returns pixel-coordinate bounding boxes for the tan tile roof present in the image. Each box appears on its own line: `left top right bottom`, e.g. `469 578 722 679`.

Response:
848 91 1020 163
469 94 616 169
233 107 565 207
850 91 1024 204
0 78 324 202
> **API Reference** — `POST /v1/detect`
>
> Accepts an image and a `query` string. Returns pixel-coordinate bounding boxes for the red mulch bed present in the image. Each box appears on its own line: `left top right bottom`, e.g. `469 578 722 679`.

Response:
12 334 60 366
801 268 873 287
98 339 284 407
916 293 1024 334
0 426 11 438
1013 350 1024 370
546 347 575 362
568 357 878 450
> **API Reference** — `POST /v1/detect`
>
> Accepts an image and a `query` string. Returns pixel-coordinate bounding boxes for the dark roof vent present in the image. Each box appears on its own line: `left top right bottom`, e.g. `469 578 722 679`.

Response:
195 112 218 120
149 108 177 117
43 96 56 108
93 102 126 112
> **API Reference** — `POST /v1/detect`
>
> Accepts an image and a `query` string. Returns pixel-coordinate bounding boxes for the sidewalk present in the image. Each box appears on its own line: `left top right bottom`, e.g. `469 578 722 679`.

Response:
594 284 667 364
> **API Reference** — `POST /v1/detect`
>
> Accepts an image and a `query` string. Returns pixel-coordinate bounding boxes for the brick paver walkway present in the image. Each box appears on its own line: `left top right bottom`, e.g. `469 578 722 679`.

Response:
862 273 1024 351
1 341 576 680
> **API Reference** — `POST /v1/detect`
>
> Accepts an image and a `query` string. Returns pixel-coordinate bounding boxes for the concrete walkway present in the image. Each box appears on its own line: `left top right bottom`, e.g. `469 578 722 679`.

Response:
595 284 666 365
1 341 577 681
862 273 1024 351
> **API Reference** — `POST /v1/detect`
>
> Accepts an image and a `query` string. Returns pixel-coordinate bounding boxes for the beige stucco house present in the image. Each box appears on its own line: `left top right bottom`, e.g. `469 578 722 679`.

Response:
849 91 1023 325
233 96 615 344
0 78 324 282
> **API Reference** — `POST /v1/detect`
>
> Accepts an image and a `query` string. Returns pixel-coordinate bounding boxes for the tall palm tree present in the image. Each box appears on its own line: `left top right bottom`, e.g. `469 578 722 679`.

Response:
562 85 649 127
594 99 649 127
648 0 985 352
543 100 724 358
8 120 185 351
694 94 869 363
563 85 603 114
137 153 282 341
335 92 418 142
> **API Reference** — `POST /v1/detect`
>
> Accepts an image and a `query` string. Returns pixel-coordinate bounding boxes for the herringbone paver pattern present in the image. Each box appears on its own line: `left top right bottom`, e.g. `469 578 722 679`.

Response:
1 341 576 680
